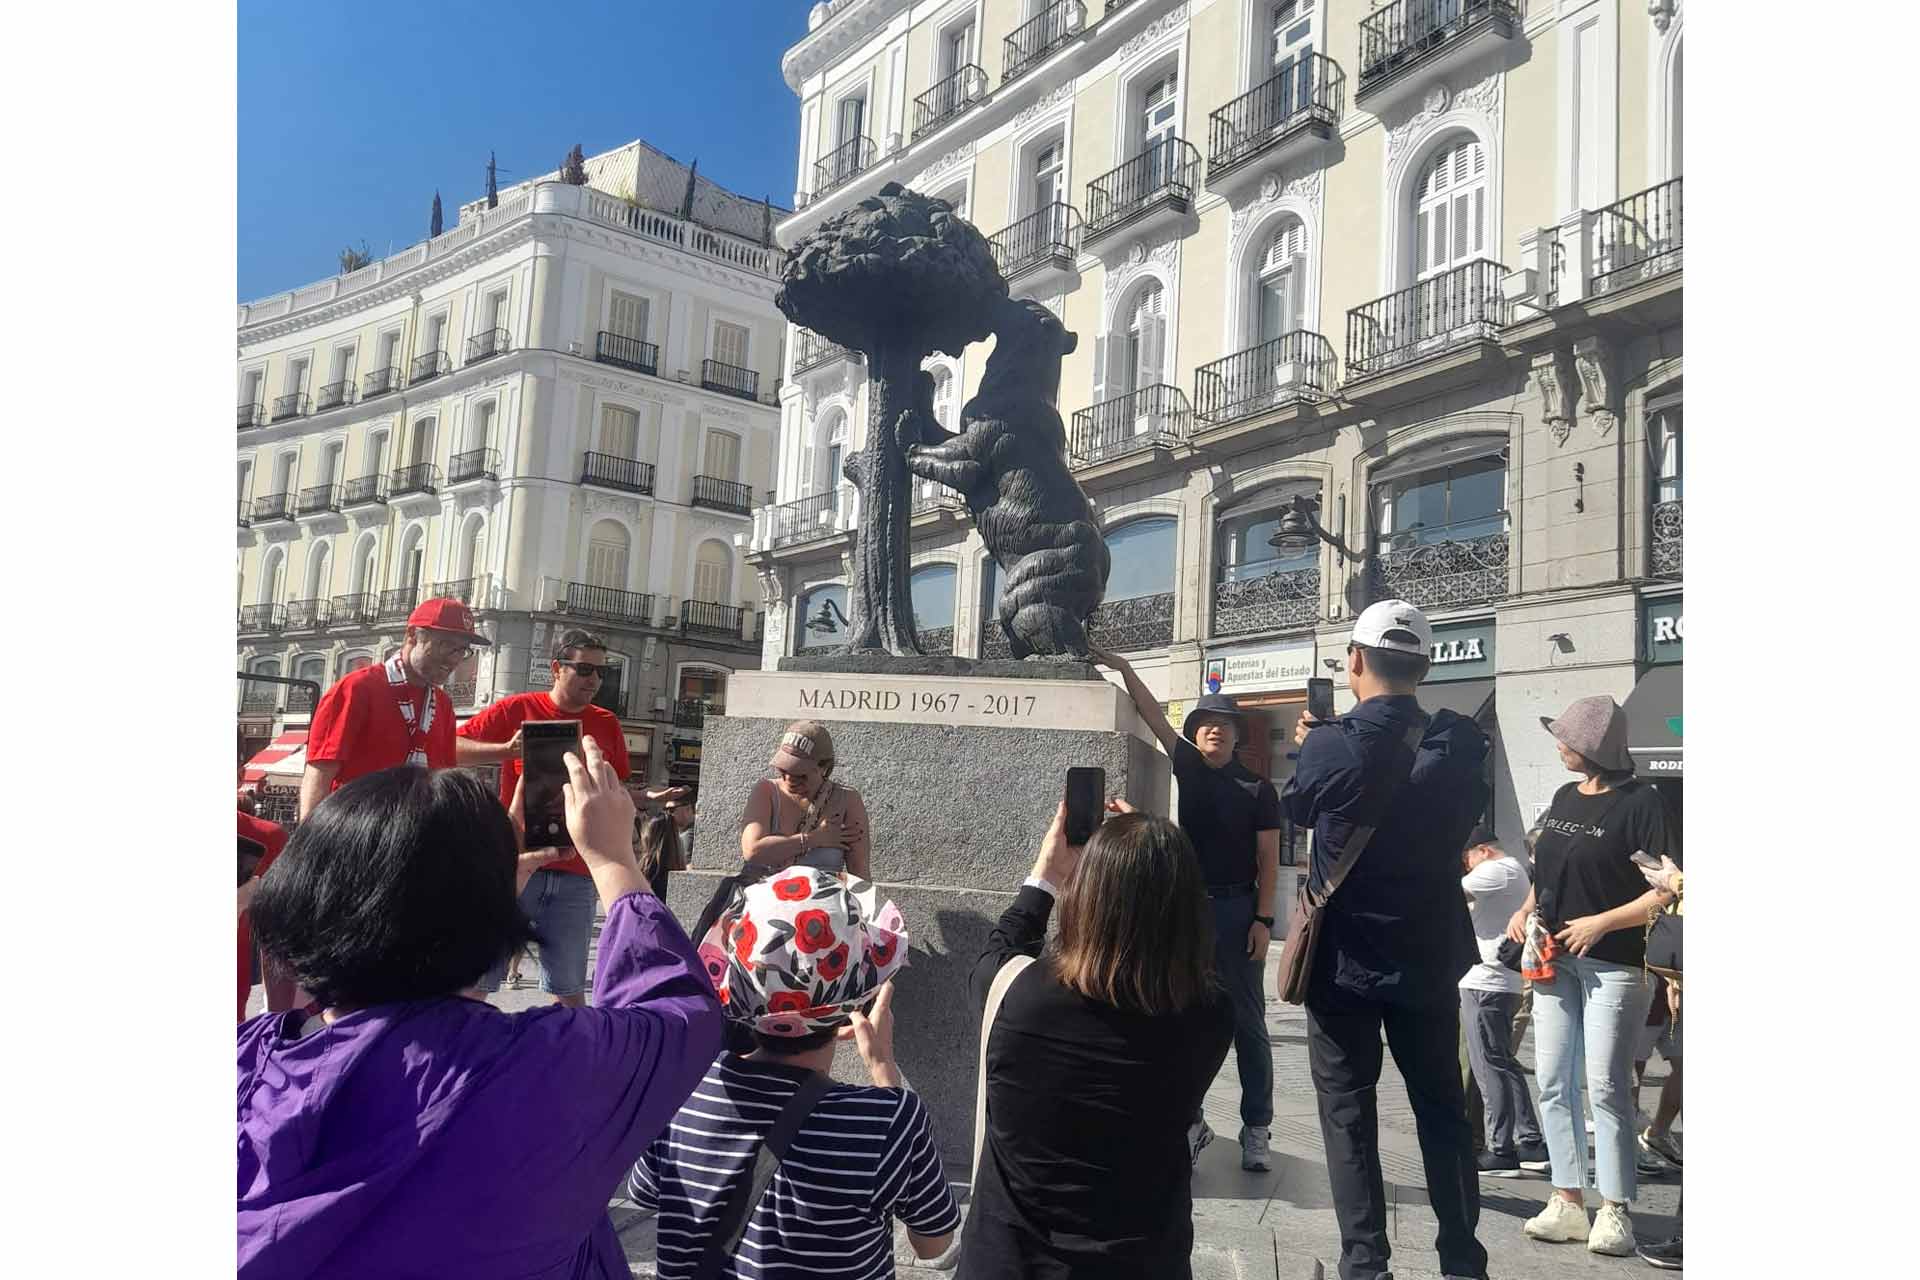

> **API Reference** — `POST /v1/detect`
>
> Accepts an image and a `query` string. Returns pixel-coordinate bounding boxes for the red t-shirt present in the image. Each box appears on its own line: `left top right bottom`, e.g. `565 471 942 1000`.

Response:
458 692 631 875
238 813 288 1022
306 663 458 790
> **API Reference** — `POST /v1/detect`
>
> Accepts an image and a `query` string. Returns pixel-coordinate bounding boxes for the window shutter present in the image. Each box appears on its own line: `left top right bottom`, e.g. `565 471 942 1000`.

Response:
599 405 639 458
1472 188 1485 255
1289 254 1309 331
714 321 750 369
704 431 741 481
1142 314 1166 388
1452 192 1471 261
610 292 648 342
1092 334 1108 405
1415 210 1429 274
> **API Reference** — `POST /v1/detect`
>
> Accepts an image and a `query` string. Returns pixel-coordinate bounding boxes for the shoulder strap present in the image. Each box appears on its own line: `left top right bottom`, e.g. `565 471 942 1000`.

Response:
1312 721 1426 908
970 953 1035 1189
691 1070 835 1280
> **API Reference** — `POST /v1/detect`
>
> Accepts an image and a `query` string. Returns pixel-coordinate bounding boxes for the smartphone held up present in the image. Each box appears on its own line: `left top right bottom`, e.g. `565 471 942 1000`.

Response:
521 720 584 847
1064 766 1106 846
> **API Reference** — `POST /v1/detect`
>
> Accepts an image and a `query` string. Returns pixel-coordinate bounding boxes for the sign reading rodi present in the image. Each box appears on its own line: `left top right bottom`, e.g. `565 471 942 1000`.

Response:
1203 641 1315 695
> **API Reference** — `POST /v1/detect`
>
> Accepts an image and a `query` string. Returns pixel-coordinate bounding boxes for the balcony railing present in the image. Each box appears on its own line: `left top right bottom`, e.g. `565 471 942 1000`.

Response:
389 462 440 498
792 328 860 377
673 698 723 728
701 358 759 401
988 202 1082 281
1086 591 1175 652
409 350 450 385
1358 0 1521 96
1208 53 1343 176
814 135 878 199
765 491 843 548
682 599 745 638
1005 1 1084 84
595 330 659 377
361 366 401 399
251 492 294 523
376 586 419 623
329 592 376 626
581 452 655 494
1084 138 1200 240
295 483 339 517
315 379 356 412
449 448 500 484
692 475 754 515
1650 499 1682 580
466 327 509 364
239 687 282 713
237 604 285 634
1213 564 1320 639
445 678 477 707
271 392 309 422
340 473 387 507
284 598 330 632
560 583 656 627
1370 518 1510 611
431 576 488 607
1592 177 1683 297
911 482 963 515
914 64 989 140
1346 259 1508 378
1069 384 1192 466
1194 331 1338 424
238 402 264 430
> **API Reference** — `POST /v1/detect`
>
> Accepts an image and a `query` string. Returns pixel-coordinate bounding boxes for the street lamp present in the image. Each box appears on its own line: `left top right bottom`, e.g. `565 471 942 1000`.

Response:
806 596 851 635
1267 493 1363 558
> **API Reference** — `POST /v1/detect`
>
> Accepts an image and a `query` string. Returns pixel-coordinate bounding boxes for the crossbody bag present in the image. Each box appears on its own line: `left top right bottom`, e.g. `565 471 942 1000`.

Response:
970 953 1035 1190
689 1070 836 1280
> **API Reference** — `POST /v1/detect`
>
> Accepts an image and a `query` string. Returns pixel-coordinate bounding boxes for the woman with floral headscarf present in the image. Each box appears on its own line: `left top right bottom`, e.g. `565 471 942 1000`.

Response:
628 868 959 1277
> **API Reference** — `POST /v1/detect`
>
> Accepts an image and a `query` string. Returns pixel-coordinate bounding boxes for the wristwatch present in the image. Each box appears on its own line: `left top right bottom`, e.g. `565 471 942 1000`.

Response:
1253 914 1275 929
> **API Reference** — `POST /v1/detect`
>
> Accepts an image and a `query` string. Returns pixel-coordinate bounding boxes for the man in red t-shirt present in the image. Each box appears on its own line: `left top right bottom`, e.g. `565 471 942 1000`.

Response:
238 809 289 1022
457 627 686 1005
299 597 486 819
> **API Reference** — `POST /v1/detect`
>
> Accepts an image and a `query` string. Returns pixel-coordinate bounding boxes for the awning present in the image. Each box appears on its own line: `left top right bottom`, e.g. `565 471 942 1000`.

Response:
1623 664 1683 777
241 731 308 788
1423 678 1495 727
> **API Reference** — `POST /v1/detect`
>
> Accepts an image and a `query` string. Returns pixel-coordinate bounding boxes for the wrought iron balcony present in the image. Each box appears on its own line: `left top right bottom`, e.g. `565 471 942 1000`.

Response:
1345 259 1508 379
692 475 754 515
409 350 450 385
251 491 294 523
1650 499 1682 580
581 452 655 494
466 327 509 364
340 473 387 507
918 625 955 656
1357 0 1521 104
329 592 377 626
239 687 282 713
376 586 419 623
1083 138 1200 244
1369 519 1510 611
431 576 488 607
1005 1 1084 84
1208 53 1343 183
362 366 401 399
595 331 659 377
1069 384 1192 467
814 135 878 199
765 491 843 548
388 462 440 499
1085 591 1175 652
701 358 759 401
1213 563 1320 639
271 392 309 422
448 448 500 484
682 599 745 639
445 678 477 707
988 202 1082 284
914 64 988 141
315 380 356 412
295 483 339 517
284 598 330 632
911 482 962 515
238 402 264 430
1194 331 1338 425
237 604 285 634
673 697 723 728
1593 177 1683 297
559 583 655 627
287 683 319 713
792 328 860 377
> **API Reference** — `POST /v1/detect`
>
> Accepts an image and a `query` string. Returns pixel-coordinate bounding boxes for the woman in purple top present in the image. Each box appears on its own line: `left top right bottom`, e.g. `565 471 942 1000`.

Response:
239 737 722 1279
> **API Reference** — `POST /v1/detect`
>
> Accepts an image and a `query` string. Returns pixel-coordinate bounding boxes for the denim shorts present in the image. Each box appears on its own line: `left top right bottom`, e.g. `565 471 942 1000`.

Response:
479 869 599 998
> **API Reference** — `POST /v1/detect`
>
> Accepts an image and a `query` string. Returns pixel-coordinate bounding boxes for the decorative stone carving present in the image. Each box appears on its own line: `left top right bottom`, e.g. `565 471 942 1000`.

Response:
1423 84 1450 115
1230 167 1323 242
755 564 787 610
1571 335 1617 437
1101 237 1181 308
1119 3 1189 63
1127 242 1148 266
703 402 749 423
914 140 976 188
1259 173 1280 202
562 368 684 405
1530 349 1577 446
583 490 644 521
1013 82 1076 128
1649 1 1678 35
1387 69 1503 169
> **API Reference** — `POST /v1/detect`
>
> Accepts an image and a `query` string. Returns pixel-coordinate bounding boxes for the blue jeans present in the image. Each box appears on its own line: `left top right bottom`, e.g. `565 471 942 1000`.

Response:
1206 891 1274 1129
1531 952 1653 1203
479 869 599 998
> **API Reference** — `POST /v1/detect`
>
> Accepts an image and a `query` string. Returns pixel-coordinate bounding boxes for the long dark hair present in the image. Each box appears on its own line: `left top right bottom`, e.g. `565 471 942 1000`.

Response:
637 812 681 879
1045 813 1216 1016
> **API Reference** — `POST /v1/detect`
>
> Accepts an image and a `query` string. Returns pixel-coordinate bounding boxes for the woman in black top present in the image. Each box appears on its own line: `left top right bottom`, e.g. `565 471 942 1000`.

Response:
1507 696 1680 1260
959 801 1233 1280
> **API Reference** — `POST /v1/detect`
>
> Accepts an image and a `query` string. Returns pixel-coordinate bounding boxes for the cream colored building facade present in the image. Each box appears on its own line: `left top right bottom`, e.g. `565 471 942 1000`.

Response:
237 140 789 793
753 0 1685 843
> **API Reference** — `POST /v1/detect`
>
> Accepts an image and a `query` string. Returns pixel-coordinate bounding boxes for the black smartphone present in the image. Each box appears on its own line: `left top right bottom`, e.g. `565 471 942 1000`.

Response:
1307 677 1335 724
1064 767 1106 846
1630 850 1664 871
522 720 584 847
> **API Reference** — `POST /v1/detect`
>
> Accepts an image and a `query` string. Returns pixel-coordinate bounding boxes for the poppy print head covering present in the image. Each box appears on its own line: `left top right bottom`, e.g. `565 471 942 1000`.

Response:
697 868 909 1037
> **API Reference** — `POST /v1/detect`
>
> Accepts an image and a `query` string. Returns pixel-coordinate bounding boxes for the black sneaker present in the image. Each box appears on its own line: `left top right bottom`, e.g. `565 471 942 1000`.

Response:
1637 1235 1683 1270
1516 1140 1551 1172
1476 1149 1522 1177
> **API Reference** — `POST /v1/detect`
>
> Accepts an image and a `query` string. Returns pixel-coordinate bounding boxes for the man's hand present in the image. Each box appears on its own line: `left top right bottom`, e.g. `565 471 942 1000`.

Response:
502 727 524 756
1554 915 1609 956
563 737 638 869
1105 796 1138 816
841 981 903 1088
1247 919 1272 961
646 784 692 803
1506 908 1530 945
1293 715 1324 747
1031 800 1085 887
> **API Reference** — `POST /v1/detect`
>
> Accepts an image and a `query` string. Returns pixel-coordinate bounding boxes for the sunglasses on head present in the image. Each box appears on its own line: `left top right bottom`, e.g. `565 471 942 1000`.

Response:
556 660 615 678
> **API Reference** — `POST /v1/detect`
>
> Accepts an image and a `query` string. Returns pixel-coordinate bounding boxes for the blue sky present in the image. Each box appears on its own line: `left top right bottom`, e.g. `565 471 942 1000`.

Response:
238 1 811 300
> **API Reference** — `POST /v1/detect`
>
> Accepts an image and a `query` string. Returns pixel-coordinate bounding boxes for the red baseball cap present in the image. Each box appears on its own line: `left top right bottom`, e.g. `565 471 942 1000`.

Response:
238 812 288 860
406 597 491 645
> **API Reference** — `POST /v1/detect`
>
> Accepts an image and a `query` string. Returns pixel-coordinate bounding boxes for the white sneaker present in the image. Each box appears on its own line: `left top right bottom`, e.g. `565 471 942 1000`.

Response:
1588 1203 1636 1256
1187 1119 1215 1167
1524 1195 1590 1243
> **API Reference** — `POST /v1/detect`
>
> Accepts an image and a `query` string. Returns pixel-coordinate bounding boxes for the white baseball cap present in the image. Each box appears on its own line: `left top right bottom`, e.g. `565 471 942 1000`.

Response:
1350 599 1433 655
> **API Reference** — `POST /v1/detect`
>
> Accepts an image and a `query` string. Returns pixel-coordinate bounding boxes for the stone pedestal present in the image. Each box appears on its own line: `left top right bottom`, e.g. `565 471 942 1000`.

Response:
672 666 1170 1174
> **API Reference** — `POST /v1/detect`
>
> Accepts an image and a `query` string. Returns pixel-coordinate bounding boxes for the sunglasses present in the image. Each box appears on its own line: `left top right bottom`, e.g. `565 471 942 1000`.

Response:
555 660 615 678
420 631 474 659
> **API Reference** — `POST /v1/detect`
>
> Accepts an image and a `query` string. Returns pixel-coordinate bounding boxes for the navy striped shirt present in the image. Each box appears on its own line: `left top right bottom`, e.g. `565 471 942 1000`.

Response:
628 1054 960 1279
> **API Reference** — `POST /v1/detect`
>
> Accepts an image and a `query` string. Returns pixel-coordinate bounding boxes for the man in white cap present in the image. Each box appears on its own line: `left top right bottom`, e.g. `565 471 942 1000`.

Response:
1284 599 1492 1280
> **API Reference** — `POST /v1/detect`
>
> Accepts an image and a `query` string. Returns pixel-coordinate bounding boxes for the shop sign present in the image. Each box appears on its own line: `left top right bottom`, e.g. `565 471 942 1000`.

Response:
1202 641 1315 695
1644 594 1683 665
624 729 653 758
1427 619 1496 682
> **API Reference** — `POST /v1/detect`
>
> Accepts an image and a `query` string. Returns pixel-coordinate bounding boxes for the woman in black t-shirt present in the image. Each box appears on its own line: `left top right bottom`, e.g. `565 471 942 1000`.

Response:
1508 696 1680 1259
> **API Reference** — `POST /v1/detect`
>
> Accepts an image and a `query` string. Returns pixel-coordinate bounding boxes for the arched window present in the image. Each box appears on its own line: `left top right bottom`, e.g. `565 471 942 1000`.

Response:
250 656 281 678
929 366 956 433
395 525 426 590
350 535 378 596
910 564 958 632
794 583 849 653
1121 284 1165 392
304 540 332 601
585 520 630 590
338 649 373 678
693 539 732 604
1414 136 1487 281
293 655 327 710
812 409 848 497
456 515 487 584
1216 485 1320 585
1255 219 1307 344
1372 451 1508 553
1103 517 1177 601
259 547 286 605
1668 37 1683 179
408 416 436 468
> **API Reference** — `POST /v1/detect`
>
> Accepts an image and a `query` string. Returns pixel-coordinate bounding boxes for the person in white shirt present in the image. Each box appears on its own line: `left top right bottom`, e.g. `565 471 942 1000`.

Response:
1460 825 1549 1177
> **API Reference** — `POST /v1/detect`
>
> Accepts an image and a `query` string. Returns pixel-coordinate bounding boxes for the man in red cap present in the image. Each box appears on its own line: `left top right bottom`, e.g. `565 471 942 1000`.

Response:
238 809 289 1021
299 596 487 819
